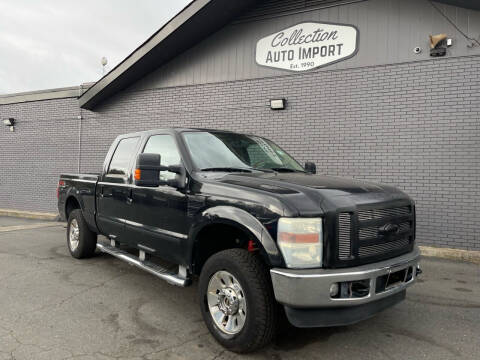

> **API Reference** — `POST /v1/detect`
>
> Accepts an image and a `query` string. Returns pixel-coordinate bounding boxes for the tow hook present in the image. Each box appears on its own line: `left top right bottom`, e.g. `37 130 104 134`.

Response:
416 265 422 276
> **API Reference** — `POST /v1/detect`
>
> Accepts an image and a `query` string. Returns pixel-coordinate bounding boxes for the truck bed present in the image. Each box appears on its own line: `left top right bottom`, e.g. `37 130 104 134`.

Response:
60 173 100 182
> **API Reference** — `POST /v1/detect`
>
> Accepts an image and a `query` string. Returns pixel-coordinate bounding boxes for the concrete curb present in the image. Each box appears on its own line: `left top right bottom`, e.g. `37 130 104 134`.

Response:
420 245 480 265
0 222 63 233
0 208 59 221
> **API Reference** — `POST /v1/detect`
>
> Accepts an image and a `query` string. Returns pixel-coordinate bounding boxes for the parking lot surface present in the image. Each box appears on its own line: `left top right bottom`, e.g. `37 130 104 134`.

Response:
0 217 479 360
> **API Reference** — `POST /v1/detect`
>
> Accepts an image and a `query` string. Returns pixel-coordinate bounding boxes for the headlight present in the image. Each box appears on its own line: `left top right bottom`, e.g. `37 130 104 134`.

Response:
277 217 322 268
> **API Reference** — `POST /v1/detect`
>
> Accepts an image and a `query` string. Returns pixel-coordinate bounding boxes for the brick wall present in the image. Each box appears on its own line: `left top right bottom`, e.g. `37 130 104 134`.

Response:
1 55 479 250
0 97 80 213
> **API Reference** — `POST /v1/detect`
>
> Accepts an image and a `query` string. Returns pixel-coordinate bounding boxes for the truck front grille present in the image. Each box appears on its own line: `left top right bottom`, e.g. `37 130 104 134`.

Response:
358 206 410 221
358 237 410 258
336 204 415 265
358 221 411 240
338 213 352 260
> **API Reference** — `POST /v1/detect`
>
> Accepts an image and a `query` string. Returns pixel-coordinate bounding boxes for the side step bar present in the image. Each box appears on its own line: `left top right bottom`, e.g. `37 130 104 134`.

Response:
96 242 191 287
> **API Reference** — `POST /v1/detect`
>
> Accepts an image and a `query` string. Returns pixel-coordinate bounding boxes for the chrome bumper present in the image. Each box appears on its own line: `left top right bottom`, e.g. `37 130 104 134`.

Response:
270 247 420 308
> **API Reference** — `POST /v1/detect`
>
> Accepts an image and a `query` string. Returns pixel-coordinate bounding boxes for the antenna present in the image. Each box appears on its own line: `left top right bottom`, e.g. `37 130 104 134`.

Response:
101 57 108 75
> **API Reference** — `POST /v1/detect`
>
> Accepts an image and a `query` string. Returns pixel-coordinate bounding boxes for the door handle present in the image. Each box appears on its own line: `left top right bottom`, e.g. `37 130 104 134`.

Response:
126 188 133 205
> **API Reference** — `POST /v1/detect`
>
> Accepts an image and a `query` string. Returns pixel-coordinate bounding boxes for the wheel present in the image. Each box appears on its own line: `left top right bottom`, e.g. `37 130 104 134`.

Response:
198 249 277 353
67 209 97 259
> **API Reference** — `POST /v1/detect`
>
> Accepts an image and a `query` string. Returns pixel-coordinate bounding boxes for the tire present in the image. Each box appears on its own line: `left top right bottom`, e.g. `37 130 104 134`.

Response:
67 209 97 259
198 248 277 353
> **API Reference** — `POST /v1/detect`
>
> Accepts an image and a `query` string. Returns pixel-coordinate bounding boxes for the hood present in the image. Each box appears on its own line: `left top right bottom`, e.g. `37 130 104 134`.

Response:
198 171 411 216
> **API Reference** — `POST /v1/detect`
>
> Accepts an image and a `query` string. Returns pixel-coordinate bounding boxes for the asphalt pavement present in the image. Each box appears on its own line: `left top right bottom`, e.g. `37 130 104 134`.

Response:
0 216 479 360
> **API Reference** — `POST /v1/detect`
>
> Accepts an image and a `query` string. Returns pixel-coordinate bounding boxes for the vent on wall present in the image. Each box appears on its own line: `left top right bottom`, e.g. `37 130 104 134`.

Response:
235 0 366 22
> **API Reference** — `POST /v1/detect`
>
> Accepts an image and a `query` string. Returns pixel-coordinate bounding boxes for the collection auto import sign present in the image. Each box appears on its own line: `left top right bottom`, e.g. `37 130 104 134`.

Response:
255 22 359 72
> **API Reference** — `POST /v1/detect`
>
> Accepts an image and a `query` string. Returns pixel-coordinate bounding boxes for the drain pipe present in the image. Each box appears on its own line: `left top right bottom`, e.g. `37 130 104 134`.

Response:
77 112 82 173
77 86 83 173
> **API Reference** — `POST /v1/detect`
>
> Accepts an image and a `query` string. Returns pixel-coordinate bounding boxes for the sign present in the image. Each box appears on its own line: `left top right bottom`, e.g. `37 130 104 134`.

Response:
255 22 358 72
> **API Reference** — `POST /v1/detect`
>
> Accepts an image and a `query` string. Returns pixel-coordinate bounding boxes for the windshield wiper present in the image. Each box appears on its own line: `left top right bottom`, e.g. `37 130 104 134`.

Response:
200 167 253 173
251 168 275 173
270 167 305 173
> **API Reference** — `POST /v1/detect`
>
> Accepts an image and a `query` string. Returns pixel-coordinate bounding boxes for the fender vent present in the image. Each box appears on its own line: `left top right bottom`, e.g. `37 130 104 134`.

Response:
338 213 352 260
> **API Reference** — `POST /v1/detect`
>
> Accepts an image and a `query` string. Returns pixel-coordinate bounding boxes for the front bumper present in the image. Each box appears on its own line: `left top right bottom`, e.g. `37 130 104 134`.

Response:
270 247 420 309
271 248 420 327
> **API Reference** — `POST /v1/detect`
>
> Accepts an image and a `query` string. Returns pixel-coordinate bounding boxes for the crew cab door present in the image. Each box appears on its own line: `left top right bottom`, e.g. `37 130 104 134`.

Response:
126 134 188 264
96 136 140 241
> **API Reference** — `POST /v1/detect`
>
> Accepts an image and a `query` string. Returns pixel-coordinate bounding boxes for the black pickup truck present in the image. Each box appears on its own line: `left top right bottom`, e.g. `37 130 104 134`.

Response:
58 128 420 353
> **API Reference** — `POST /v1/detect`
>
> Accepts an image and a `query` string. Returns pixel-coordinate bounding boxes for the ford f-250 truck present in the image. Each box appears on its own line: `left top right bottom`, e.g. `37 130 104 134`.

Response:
58 128 421 353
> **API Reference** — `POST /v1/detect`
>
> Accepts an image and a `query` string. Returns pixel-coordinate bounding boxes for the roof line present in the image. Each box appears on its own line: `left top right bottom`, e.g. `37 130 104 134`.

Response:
0 84 93 105
78 0 210 109
79 0 257 110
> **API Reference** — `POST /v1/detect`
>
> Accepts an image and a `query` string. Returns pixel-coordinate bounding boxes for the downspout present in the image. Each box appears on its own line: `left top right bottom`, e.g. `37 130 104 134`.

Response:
78 112 82 173
77 86 83 173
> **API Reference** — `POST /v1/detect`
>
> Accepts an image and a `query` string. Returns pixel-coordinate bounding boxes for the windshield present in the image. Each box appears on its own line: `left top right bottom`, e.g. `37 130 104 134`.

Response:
182 131 304 172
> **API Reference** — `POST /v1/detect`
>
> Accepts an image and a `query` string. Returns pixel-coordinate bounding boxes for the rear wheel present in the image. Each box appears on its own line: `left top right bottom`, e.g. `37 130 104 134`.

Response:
67 209 97 259
198 249 277 353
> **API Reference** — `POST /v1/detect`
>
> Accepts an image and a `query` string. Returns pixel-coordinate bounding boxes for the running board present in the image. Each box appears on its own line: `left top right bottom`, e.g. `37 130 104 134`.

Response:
96 242 191 287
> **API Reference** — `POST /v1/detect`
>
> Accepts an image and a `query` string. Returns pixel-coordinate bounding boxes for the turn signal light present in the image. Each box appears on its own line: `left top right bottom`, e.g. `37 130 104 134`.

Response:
134 169 141 180
278 232 319 243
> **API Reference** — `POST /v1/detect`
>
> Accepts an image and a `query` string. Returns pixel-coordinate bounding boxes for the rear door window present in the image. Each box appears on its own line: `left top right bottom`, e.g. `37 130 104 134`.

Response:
107 137 140 178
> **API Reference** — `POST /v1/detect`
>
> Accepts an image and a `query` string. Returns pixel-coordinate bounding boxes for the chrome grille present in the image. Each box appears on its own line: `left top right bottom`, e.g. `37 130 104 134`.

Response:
358 238 410 258
359 221 412 240
336 204 415 262
338 213 352 260
358 206 411 221
398 222 411 233
358 226 377 240
356 205 414 259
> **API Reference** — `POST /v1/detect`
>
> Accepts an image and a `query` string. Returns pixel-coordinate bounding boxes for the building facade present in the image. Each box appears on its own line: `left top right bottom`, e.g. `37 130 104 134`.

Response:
1 0 479 250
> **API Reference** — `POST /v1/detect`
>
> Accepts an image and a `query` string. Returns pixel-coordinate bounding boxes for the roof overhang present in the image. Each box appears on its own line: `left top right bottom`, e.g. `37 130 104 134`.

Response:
0 84 92 105
79 0 257 110
79 0 478 110
433 0 480 10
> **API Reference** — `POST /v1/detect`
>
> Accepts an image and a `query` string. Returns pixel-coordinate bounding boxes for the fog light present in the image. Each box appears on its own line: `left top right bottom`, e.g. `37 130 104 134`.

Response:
329 283 339 297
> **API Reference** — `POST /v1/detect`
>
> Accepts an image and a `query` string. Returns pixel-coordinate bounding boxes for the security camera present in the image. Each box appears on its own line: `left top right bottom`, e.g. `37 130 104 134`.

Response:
413 47 422 54
3 118 15 128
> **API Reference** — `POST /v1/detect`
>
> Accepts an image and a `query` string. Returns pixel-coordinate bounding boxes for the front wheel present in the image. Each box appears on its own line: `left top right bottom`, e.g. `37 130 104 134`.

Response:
67 209 97 259
198 249 277 353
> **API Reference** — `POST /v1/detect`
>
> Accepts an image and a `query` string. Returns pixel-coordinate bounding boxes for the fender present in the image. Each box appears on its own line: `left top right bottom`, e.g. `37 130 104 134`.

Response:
187 206 284 268
64 185 99 233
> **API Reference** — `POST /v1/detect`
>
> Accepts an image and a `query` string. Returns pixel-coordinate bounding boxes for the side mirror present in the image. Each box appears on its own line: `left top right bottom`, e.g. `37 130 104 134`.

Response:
304 162 317 174
134 153 187 189
134 153 162 187
166 163 187 190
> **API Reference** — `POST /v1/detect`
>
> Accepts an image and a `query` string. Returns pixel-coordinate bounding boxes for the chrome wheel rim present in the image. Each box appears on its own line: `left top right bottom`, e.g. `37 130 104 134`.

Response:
207 270 247 335
69 219 80 251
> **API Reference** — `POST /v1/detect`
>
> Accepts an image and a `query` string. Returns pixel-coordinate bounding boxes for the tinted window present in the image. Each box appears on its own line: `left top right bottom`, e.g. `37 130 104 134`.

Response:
143 135 181 181
107 137 139 176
